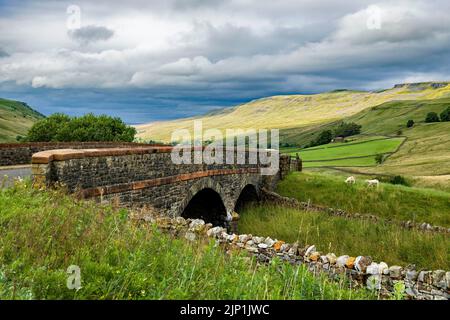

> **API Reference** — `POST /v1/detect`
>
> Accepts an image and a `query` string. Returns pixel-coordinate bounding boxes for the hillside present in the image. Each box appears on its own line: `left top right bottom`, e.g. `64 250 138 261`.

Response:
0 98 44 142
136 82 450 142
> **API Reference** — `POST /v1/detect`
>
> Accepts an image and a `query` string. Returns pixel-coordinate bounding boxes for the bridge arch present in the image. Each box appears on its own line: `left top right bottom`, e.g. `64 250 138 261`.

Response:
234 183 260 212
178 177 230 226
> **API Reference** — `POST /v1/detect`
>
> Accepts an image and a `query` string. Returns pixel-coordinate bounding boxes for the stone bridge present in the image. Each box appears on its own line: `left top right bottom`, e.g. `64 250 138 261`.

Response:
31 146 297 226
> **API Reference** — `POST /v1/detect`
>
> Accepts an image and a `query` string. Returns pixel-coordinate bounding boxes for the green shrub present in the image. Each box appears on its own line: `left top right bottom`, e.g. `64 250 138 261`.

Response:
26 113 136 142
333 122 362 138
440 106 450 122
308 130 334 147
425 112 440 123
390 175 410 186
375 154 384 164
406 120 414 128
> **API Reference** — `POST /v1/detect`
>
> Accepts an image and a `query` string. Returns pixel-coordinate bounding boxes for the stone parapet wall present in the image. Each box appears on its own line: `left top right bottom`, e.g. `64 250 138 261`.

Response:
31 147 284 218
32 147 266 192
0 142 157 166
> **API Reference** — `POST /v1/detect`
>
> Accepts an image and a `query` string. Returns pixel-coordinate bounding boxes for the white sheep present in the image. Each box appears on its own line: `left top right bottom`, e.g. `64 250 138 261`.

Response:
366 179 380 188
345 176 356 184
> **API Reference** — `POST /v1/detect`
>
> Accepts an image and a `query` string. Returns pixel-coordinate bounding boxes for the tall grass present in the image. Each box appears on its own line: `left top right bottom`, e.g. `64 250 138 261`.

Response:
0 181 373 300
277 172 450 227
239 205 450 270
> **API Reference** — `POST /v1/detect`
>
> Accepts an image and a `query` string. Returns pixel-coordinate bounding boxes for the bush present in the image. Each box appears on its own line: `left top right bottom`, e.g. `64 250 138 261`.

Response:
375 154 384 164
308 130 334 147
425 112 440 123
26 113 136 142
333 122 362 138
389 175 410 186
406 120 414 128
440 106 450 122
396 130 403 136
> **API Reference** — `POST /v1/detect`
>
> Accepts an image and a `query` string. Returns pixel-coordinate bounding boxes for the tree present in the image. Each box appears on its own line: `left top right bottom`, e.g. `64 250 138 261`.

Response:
26 113 136 142
440 106 450 122
406 120 414 128
26 113 71 142
425 112 440 123
309 130 334 147
333 122 362 138
375 154 384 164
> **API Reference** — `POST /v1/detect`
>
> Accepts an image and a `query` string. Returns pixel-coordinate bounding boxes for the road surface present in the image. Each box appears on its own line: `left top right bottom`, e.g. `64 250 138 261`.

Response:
0 165 32 188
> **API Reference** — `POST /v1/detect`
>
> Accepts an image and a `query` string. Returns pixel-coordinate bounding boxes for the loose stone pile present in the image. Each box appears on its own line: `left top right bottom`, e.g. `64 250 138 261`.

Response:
133 211 450 300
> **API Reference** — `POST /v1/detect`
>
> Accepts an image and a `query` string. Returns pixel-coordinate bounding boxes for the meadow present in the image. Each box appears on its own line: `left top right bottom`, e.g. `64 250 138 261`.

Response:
276 172 450 227
0 180 373 300
283 97 450 179
239 205 450 270
283 137 404 168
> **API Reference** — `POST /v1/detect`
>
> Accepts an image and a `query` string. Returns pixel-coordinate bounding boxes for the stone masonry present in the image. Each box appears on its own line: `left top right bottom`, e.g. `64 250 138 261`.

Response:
0 142 159 167
31 147 290 225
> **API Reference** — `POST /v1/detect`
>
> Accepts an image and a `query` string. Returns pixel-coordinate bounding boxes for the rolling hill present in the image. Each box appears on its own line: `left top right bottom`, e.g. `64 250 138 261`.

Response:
135 82 450 188
135 82 450 143
0 98 44 142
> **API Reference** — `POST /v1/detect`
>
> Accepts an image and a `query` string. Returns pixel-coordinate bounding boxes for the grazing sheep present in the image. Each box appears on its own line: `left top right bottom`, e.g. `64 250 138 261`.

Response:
345 176 356 184
366 179 380 188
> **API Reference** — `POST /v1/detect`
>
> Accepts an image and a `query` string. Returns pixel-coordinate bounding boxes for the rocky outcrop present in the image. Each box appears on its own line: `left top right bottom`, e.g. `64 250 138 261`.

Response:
132 211 450 300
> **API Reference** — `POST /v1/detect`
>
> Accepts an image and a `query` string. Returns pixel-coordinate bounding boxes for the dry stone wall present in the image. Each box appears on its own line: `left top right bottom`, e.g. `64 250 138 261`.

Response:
134 211 450 300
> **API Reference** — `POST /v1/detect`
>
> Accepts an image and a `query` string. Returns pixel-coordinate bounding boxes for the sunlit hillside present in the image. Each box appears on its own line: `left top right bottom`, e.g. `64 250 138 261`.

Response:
0 98 44 142
136 82 450 142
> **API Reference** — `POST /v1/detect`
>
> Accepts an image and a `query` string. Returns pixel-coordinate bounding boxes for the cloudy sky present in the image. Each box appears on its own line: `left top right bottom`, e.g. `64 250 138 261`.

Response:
0 0 449 123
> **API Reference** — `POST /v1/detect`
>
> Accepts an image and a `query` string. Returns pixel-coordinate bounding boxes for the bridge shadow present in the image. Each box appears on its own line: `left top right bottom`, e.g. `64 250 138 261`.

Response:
182 188 227 226
234 184 259 212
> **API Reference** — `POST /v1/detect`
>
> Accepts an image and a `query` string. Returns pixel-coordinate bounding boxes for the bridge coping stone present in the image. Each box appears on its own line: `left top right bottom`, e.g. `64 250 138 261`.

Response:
31 146 274 164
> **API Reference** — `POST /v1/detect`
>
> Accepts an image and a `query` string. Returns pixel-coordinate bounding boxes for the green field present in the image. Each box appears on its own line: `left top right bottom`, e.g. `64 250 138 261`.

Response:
0 181 373 300
284 137 404 167
283 97 450 178
0 98 44 142
239 205 450 270
276 172 450 227
302 156 377 168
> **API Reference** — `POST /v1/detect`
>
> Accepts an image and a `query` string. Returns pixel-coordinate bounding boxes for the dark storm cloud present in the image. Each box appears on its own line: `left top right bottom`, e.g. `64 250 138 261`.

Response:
0 49 8 57
68 25 115 44
0 0 450 123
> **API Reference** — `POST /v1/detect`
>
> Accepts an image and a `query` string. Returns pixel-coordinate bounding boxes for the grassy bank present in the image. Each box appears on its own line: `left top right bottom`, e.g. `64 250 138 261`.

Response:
239 205 450 270
0 98 44 142
0 181 373 300
277 172 450 227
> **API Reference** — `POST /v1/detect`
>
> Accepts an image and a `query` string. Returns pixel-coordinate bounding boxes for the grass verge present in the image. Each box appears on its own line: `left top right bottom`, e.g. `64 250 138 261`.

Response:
277 172 450 227
0 181 373 300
